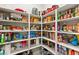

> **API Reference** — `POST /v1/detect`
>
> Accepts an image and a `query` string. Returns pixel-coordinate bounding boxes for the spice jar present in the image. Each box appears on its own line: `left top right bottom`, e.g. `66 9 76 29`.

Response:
62 25 67 31
58 35 62 42
76 23 79 32
77 6 79 16
67 24 73 32
34 18 39 23
75 6 79 16
43 18 46 23
30 17 34 22
68 9 72 18
22 16 28 22
60 15 64 20
64 11 67 19
47 16 52 22
60 12 63 20
44 17 48 23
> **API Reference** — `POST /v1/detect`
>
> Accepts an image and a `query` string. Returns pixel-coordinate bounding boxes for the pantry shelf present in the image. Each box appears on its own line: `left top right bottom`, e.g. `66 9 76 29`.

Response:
29 45 41 50
57 52 63 55
0 39 28 45
42 21 55 24
0 42 10 45
0 30 29 32
30 22 41 24
57 16 79 22
0 20 28 24
42 30 55 32
57 31 79 35
10 39 28 43
58 42 79 52
11 45 41 55
42 45 56 55
30 37 41 40
42 37 56 43
11 47 29 55
30 30 41 31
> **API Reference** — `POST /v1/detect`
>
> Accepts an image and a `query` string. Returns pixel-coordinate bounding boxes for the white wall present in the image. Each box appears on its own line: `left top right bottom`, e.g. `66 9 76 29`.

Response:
0 4 65 13
0 4 47 13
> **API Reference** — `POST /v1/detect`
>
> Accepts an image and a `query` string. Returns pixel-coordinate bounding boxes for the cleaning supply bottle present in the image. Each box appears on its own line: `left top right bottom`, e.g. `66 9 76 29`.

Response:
15 33 20 40
70 35 78 46
21 41 26 48
11 33 14 41
8 32 12 41
69 49 75 55
0 32 2 43
19 33 23 39
1 33 4 43
5 33 8 42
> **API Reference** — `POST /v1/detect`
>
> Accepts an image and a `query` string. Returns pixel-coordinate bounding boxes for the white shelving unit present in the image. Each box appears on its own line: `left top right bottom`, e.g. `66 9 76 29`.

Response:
56 4 79 55
41 7 57 55
0 4 79 55
41 4 79 55
29 14 41 52
0 7 41 55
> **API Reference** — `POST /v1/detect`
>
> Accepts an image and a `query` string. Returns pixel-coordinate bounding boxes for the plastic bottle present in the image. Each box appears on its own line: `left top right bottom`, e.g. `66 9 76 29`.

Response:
1 33 4 43
0 32 2 43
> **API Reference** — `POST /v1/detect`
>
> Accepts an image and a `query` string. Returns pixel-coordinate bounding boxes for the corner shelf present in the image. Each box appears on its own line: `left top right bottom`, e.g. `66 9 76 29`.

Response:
11 47 29 55
41 4 79 55
42 37 56 43
58 42 79 52
29 45 41 50
30 37 41 40
42 45 56 55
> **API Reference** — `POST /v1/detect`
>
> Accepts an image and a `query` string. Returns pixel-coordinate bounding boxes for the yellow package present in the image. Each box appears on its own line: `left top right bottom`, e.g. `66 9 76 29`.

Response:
22 16 28 22
47 16 52 22
34 18 39 23
76 35 79 40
